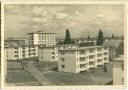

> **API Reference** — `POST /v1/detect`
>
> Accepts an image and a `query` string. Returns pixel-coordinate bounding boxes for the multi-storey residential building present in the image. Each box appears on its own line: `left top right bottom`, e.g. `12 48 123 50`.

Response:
5 45 38 60
38 46 58 62
113 55 124 85
38 44 78 62
58 46 109 73
27 31 56 46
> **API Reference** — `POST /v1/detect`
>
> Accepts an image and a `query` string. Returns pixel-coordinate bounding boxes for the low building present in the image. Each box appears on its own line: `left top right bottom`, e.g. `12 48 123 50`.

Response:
5 45 38 60
5 37 28 47
113 55 124 85
38 46 58 62
58 46 109 73
104 38 124 60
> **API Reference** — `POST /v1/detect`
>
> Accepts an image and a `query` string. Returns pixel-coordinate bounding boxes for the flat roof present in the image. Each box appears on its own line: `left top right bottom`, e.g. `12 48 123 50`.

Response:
58 45 108 51
27 31 55 34
113 55 124 62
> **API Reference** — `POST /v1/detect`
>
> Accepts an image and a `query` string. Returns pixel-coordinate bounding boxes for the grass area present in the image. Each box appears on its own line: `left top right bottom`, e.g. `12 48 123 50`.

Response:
6 71 42 86
33 61 58 72
42 63 113 85
6 61 113 86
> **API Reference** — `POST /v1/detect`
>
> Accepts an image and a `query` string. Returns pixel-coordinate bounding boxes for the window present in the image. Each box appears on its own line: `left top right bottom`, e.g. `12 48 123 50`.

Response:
23 54 25 57
122 63 124 71
80 57 86 61
104 52 108 55
15 55 18 57
15 51 18 53
97 59 102 62
15 47 18 49
89 61 94 65
61 65 65 68
52 52 55 54
97 48 102 51
61 58 65 62
42 57 43 59
77 58 79 62
104 47 108 50
52 56 55 59
80 64 85 68
97 54 102 57
104 58 108 61
122 78 124 84
80 51 84 54
89 49 94 53
89 55 94 59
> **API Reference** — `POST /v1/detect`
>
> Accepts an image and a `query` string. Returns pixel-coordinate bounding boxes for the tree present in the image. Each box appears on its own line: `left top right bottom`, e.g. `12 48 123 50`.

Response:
97 29 104 46
63 28 72 44
88 35 90 40
58 40 63 45
112 34 115 38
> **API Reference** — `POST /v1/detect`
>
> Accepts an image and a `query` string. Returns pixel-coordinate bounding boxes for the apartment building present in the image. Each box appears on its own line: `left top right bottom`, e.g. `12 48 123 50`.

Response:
58 46 109 73
113 55 124 85
38 44 78 62
38 46 58 62
27 31 56 46
5 45 38 60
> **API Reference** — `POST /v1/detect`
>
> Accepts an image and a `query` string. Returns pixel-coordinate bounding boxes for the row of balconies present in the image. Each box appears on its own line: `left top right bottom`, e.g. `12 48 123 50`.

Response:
76 59 109 72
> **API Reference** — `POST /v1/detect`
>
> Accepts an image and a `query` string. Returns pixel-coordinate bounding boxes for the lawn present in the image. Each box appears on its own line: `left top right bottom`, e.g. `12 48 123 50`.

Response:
6 71 43 86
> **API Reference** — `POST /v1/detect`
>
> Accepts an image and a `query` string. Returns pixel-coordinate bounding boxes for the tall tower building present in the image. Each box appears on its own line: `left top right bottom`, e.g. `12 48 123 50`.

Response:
27 31 56 46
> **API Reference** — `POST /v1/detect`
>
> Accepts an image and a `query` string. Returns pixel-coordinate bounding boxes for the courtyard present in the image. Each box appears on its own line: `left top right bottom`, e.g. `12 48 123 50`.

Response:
6 60 113 86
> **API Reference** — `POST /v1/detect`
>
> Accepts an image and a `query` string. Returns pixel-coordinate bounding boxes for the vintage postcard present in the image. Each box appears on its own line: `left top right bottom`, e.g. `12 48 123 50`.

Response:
1 0 127 90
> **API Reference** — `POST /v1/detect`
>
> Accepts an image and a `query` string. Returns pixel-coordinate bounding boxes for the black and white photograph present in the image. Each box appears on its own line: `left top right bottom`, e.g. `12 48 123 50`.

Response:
4 4 124 86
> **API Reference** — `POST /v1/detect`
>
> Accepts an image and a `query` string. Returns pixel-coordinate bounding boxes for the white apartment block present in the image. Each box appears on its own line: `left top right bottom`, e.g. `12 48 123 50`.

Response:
38 44 78 62
113 55 124 85
5 45 39 60
58 46 109 73
27 31 56 46
38 46 58 62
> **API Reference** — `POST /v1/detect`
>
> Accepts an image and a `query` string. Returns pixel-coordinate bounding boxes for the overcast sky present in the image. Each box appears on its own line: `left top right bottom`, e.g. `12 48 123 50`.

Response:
4 4 124 39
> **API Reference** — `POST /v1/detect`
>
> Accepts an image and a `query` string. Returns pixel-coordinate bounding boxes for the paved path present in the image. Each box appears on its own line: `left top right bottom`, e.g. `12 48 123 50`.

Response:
26 61 56 85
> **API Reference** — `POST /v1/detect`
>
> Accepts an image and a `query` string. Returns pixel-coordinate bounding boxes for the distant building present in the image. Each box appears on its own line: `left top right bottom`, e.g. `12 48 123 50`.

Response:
27 31 56 46
38 46 58 62
5 38 28 47
113 55 124 85
56 44 78 50
5 45 38 60
58 46 109 73
104 37 124 60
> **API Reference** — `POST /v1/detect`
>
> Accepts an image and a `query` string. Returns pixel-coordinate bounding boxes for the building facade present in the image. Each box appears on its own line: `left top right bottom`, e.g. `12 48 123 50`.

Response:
38 46 58 62
113 55 124 85
27 31 56 46
38 44 78 62
58 46 109 73
5 45 38 60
